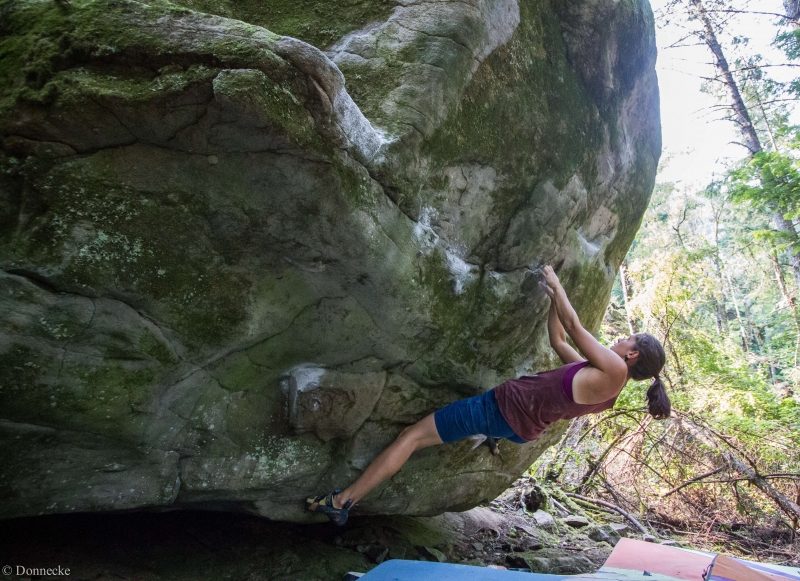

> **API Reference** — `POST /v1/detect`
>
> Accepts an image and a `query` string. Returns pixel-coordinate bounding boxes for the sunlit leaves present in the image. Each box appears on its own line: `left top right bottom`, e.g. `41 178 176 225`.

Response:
727 150 800 220
600 177 800 516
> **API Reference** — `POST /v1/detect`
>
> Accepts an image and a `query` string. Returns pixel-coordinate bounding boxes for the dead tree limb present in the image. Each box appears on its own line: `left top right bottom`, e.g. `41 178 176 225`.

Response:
575 409 643 446
565 493 652 536
689 475 800 485
676 416 800 521
662 467 726 497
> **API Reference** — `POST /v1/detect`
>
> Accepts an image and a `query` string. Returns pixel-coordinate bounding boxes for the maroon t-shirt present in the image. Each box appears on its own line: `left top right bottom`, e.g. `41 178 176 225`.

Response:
494 361 618 442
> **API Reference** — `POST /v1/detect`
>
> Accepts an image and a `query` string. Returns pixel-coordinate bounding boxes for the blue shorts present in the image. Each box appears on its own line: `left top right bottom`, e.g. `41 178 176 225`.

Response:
434 389 526 444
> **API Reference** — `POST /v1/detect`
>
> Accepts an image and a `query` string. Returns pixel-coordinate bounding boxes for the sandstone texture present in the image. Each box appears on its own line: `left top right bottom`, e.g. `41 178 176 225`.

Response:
0 0 660 521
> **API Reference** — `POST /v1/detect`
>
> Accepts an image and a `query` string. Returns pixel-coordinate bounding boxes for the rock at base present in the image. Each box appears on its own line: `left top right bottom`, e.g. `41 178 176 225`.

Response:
563 515 591 528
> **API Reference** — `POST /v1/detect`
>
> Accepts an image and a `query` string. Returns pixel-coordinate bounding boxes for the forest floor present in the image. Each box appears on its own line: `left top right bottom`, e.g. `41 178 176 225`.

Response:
1 476 797 580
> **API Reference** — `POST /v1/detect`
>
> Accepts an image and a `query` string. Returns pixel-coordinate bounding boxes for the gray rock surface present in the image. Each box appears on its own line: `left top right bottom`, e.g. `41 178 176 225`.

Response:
609 522 631 536
0 0 660 520
587 524 621 546
532 510 556 530
563 515 591 528
524 554 597 575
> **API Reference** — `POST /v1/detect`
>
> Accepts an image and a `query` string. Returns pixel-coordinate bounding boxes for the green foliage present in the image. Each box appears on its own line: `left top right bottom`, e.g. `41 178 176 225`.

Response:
589 179 800 528
775 29 800 61
727 151 800 221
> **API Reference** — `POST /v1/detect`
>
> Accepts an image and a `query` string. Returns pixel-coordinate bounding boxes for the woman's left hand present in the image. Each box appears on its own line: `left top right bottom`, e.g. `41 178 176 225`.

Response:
539 280 555 298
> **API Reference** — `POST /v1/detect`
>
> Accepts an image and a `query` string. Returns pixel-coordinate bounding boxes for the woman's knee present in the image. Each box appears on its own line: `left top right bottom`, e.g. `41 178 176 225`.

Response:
401 414 442 448
396 425 421 447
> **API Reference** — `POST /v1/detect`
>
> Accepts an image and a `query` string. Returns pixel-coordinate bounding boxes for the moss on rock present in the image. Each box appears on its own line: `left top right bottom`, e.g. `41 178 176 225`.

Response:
422 1 601 193
166 0 396 49
212 68 322 150
0 342 160 442
4 156 248 345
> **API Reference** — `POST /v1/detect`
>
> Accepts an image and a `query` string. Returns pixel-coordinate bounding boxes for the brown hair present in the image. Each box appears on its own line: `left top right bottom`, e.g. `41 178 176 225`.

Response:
630 333 670 419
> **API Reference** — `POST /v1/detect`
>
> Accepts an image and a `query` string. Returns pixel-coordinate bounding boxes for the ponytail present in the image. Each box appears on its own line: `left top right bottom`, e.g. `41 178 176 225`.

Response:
629 334 669 419
646 375 670 419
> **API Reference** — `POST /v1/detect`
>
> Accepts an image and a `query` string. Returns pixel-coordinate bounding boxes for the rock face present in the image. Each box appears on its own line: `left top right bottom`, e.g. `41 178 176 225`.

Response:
0 0 660 521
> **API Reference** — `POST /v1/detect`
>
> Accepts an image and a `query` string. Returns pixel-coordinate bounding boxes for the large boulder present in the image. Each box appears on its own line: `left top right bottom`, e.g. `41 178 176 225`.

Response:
0 0 660 521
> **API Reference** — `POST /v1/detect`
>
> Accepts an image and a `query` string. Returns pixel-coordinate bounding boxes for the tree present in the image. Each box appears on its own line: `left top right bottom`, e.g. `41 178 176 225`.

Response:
535 183 800 561
728 151 800 223
727 151 800 365
663 0 800 303
543 2 800 560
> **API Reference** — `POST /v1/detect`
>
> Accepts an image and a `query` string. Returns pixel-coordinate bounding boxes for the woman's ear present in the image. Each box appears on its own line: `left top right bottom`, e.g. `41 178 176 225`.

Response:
628 349 640 362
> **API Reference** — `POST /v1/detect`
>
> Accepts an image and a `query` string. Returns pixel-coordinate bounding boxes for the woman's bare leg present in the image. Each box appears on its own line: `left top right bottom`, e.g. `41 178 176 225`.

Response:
331 413 443 509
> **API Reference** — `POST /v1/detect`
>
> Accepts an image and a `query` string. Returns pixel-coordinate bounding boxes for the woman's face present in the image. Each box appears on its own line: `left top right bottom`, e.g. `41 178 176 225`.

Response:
611 335 639 360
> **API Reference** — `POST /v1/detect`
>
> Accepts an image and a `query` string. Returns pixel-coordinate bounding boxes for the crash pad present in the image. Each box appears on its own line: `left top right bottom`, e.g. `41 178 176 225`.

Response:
357 560 569 580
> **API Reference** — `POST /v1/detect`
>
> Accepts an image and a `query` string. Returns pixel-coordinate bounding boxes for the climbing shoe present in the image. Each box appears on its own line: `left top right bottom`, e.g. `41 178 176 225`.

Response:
306 489 353 526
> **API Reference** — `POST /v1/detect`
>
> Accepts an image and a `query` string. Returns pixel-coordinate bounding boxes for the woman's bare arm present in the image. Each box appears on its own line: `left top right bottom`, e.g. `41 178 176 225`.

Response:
543 266 627 383
547 299 583 364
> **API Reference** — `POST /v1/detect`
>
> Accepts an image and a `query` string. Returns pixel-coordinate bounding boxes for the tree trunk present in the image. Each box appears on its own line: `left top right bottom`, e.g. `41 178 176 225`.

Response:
773 215 800 291
785 0 800 23
722 268 750 352
689 0 761 153
710 203 730 336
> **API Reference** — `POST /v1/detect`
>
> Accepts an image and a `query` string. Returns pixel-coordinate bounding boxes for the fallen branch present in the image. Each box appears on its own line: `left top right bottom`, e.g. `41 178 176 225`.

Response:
598 474 633 512
675 415 800 522
549 497 570 517
662 467 726 497
570 496 618 516
565 493 652 536
694 475 800 485
724 528 794 554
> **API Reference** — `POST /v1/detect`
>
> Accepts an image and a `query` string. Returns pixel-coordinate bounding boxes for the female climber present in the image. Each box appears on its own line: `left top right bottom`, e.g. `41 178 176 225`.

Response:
306 265 670 525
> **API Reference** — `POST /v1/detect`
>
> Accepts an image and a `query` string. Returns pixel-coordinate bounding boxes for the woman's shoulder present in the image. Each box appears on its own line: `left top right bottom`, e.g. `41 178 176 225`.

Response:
573 364 624 402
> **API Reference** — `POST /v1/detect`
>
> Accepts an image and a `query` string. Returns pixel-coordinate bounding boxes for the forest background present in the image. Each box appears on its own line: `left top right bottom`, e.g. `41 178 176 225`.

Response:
533 0 800 565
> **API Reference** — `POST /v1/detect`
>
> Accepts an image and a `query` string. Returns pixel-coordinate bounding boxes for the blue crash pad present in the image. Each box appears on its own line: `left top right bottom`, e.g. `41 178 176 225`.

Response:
359 559 569 580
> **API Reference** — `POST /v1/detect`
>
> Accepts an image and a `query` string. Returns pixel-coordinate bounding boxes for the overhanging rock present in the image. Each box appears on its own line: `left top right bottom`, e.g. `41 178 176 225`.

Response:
0 0 660 521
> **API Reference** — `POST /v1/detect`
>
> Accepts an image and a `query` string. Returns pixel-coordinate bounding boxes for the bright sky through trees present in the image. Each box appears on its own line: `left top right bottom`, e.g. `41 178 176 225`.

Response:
652 0 796 187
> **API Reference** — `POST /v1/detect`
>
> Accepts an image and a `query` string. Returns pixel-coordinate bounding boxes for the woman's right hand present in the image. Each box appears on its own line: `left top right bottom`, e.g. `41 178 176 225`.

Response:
542 265 561 291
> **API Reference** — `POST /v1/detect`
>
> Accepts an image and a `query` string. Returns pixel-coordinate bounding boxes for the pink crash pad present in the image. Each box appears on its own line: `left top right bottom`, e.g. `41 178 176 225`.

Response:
602 538 713 579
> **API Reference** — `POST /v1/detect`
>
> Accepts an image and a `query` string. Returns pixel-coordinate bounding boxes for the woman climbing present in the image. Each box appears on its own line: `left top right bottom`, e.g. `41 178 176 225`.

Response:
306 265 670 525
